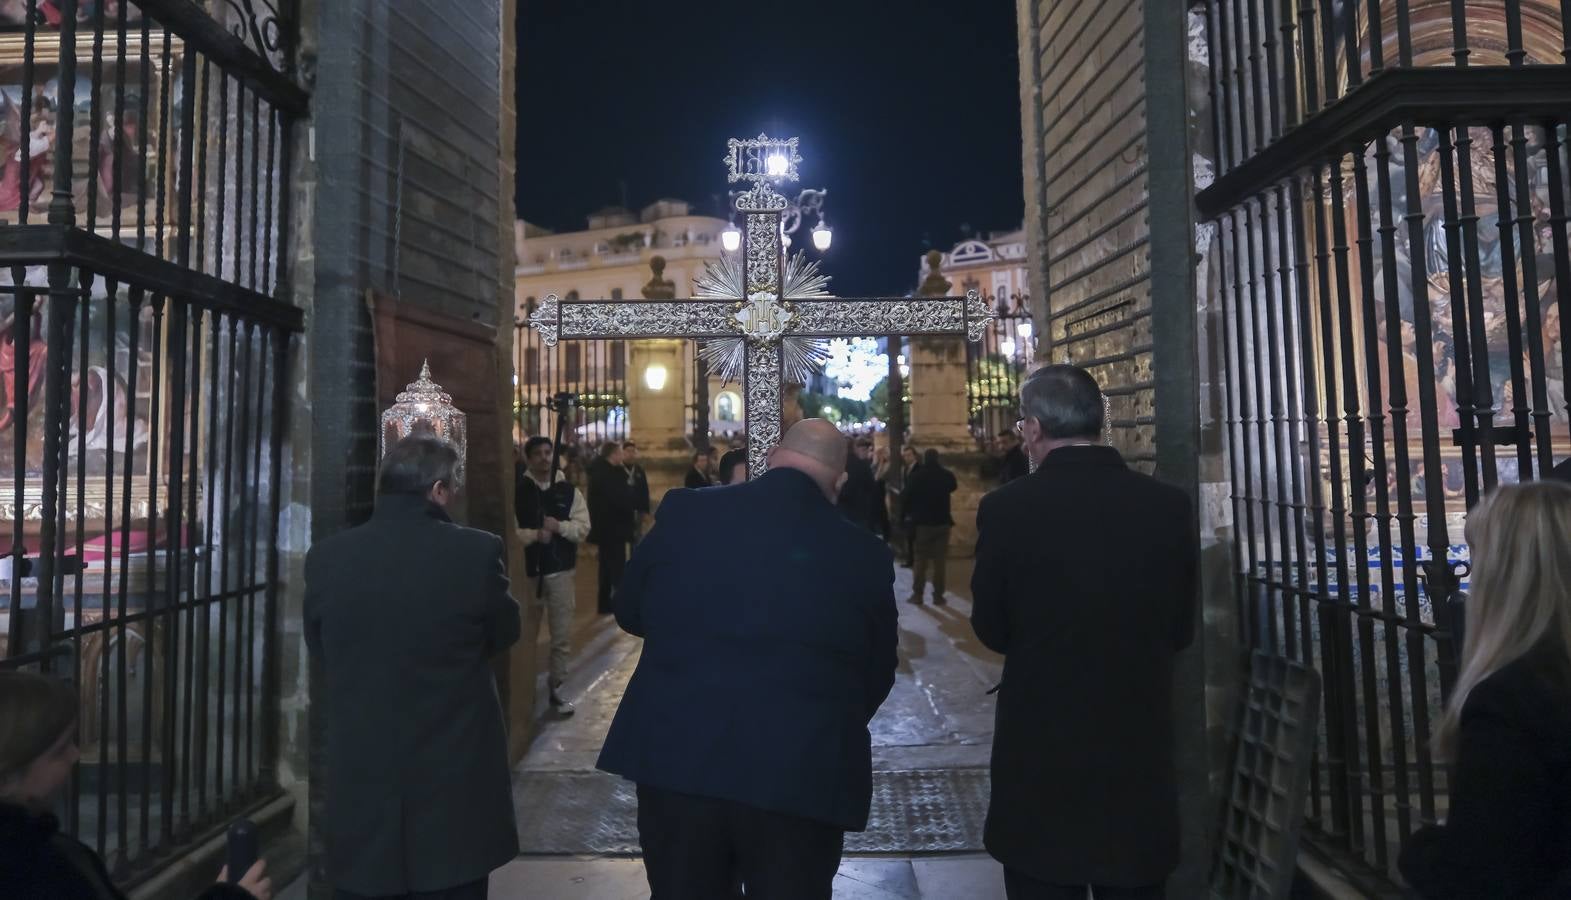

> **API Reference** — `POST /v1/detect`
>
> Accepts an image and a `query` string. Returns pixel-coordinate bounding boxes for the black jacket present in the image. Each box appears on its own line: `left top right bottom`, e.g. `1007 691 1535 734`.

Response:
903 461 958 527
0 803 252 900
589 457 636 544
516 473 579 576
305 494 521 896
838 455 878 528
971 445 1196 886
627 464 651 514
597 469 899 830
684 466 713 489
1399 648 1571 898
1000 446 1030 484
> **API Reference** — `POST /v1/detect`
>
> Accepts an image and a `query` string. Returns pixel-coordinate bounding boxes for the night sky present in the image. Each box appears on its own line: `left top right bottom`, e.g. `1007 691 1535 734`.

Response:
515 0 1024 297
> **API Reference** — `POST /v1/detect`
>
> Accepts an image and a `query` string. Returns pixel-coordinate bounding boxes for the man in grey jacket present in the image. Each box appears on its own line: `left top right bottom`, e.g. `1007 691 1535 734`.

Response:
306 436 521 899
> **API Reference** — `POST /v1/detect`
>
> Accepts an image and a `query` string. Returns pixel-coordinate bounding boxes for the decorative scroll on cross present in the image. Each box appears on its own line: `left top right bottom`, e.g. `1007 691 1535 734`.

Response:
530 135 992 476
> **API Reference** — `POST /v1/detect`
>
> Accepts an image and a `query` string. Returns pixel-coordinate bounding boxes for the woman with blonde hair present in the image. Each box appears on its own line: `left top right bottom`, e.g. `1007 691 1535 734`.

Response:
0 669 271 900
1399 480 1571 898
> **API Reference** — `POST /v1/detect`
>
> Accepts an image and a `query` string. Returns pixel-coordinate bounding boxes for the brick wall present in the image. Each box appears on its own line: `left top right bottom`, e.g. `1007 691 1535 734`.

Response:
1021 0 1158 468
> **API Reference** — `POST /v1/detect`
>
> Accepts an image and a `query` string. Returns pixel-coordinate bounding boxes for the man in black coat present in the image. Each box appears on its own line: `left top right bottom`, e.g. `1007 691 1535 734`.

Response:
971 365 1196 900
306 436 521 900
837 436 878 529
587 440 636 615
998 431 1031 484
623 440 652 541
598 419 899 900
904 448 958 605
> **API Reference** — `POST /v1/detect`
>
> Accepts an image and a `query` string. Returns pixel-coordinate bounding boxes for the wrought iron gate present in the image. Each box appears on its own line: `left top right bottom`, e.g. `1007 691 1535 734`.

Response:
1196 0 1571 888
0 0 305 886
966 292 1035 446
513 295 628 446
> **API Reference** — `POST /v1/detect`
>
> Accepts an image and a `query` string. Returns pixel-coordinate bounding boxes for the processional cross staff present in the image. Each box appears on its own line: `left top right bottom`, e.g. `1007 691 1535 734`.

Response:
530 135 992 476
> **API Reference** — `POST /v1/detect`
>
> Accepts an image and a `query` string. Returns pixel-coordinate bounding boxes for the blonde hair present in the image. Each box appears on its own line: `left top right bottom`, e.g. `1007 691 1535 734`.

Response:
0 670 78 786
1434 481 1571 758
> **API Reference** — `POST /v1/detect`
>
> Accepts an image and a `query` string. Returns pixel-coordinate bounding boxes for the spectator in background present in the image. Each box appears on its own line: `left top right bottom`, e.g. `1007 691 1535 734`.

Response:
872 446 893 540
718 447 749 485
998 430 1031 484
623 440 652 543
588 441 636 616
903 449 958 605
685 447 716 489
517 436 591 716
838 437 878 530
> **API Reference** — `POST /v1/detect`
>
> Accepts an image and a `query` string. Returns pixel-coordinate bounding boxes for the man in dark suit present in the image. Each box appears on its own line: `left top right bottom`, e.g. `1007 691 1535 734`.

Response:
684 447 716 488
998 431 1031 484
598 419 899 900
904 448 958 605
588 441 635 615
971 365 1196 900
306 436 521 900
623 440 652 542
837 436 878 529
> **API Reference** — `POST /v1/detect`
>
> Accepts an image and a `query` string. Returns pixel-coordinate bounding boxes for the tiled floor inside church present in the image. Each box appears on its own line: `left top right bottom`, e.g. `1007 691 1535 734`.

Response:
285 559 1007 899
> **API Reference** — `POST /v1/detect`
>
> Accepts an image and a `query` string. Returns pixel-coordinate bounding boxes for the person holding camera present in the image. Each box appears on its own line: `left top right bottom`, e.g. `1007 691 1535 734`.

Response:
0 670 271 900
517 435 592 716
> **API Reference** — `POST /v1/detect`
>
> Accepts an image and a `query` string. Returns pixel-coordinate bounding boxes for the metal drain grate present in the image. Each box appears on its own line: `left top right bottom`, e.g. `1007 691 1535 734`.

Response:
514 768 991 856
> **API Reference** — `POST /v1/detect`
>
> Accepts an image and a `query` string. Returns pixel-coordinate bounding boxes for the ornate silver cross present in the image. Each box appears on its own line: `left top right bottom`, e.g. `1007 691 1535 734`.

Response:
530 134 992 477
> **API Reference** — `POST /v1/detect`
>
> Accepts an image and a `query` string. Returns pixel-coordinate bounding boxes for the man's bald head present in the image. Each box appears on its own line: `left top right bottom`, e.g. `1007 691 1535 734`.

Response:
769 419 849 499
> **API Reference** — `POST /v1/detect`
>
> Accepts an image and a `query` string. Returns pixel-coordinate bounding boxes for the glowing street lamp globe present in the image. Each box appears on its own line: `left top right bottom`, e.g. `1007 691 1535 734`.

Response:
811 221 832 251
720 224 742 252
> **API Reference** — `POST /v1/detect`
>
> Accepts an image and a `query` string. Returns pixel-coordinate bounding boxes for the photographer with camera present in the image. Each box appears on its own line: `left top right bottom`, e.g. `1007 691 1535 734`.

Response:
516 432 591 716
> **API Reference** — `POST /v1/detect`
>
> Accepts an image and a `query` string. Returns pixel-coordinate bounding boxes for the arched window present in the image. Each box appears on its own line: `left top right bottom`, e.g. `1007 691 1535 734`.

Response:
715 391 741 422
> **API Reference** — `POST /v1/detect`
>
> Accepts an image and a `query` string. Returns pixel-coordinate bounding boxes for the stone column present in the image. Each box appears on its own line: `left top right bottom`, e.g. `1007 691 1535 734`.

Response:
907 250 987 555
631 257 696 506
627 339 687 452
908 251 975 454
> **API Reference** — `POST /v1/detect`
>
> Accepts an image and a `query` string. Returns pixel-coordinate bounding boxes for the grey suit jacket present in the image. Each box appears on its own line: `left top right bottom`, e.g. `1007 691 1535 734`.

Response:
305 493 521 895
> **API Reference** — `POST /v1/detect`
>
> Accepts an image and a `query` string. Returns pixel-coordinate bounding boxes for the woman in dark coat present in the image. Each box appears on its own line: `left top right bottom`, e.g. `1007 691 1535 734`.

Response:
1398 481 1571 899
0 670 271 900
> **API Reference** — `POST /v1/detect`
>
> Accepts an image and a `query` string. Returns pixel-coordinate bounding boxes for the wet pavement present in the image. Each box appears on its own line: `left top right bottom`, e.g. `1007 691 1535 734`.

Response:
497 557 1008 898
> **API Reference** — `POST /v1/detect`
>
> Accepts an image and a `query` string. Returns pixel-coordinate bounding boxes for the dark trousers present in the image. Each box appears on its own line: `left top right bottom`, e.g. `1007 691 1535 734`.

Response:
597 539 627 614
1003 868 1164 900
636 784 843 900
334 879 486 900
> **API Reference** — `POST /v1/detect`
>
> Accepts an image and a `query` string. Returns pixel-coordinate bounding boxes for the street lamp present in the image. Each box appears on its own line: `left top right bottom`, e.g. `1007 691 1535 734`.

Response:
644 363 668 391
811 220 832 251
728 186 833 254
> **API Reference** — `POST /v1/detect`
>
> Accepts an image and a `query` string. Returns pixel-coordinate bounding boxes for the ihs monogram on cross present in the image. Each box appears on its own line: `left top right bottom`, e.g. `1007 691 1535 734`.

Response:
530 134 992 477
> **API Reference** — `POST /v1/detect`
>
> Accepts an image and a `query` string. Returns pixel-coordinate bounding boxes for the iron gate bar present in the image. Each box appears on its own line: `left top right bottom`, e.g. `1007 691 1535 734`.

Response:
1434 129 1484 507
1507 123 1556 476
1544 125 1571 448
0 228 305 332
1487 125 1535 478
1451 124 1501 494
1372 131 1418 840
1198 67 1571 218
